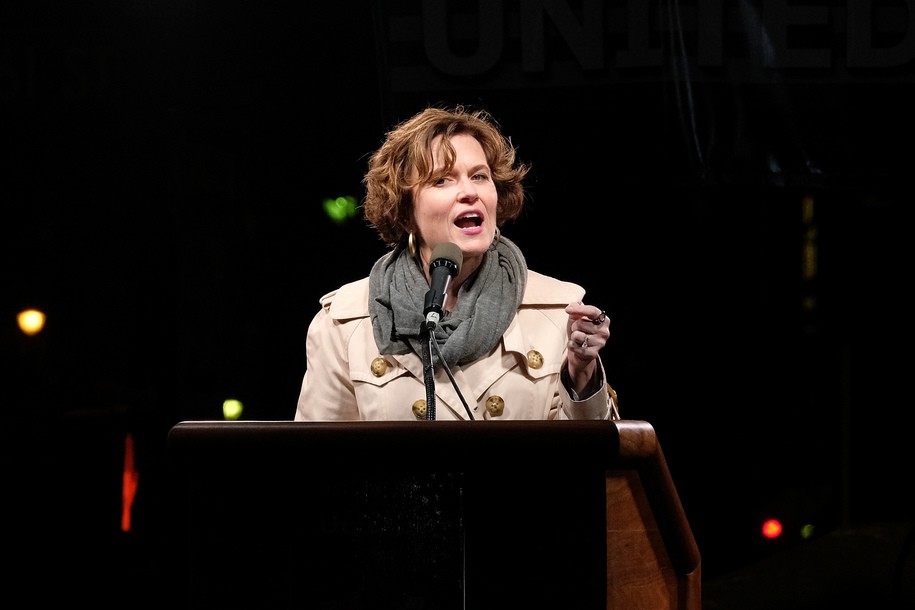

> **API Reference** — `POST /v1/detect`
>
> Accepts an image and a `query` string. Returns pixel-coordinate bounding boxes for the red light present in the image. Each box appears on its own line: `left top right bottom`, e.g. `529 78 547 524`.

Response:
761 518 783 539
122 433 139 532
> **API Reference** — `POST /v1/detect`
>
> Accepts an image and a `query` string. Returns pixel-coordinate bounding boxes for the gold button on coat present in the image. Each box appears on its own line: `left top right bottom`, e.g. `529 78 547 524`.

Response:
370 357 388 377
485 395 505 417
412 399 427 419
526 350 544 369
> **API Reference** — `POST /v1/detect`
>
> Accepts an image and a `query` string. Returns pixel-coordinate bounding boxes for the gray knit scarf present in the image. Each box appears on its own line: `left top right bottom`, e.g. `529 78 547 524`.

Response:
368 236 528 367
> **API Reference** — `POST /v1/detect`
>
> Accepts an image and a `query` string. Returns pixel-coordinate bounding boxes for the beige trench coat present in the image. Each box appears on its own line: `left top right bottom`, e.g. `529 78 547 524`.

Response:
295 270 619 421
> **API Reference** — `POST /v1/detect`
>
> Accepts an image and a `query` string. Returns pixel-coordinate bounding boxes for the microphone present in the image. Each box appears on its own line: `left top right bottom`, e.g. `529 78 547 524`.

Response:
423 242 462 328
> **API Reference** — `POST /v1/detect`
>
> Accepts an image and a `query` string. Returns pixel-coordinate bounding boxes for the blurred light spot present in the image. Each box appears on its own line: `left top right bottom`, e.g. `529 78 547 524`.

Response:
17 308 46 335
323 195 358 223
223 398 243 420
762 518 783 539
122 433 139 532
800 523 815 539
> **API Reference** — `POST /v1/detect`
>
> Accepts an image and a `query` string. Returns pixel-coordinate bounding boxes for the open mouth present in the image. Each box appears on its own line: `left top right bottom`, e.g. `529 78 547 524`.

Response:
454 213 482 229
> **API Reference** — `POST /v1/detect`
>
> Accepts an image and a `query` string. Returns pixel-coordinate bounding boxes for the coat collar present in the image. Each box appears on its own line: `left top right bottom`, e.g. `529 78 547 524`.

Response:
323 270 584 321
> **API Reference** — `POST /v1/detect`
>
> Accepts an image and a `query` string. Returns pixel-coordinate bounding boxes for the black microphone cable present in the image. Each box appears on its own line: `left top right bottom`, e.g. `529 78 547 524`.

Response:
427 328 475 421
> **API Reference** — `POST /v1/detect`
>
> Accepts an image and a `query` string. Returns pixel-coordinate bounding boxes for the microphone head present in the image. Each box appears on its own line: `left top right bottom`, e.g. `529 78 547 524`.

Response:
430 242 462 275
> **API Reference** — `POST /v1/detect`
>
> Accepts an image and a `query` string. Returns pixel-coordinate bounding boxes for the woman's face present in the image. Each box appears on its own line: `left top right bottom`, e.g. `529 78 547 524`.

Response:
411 133 498 278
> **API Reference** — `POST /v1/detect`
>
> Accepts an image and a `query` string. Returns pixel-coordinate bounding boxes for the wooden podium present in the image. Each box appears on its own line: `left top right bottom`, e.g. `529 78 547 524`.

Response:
168 420 700 609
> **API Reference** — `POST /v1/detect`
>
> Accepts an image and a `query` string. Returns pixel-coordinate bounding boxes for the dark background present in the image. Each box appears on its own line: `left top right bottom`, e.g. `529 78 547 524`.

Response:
2 1 913 607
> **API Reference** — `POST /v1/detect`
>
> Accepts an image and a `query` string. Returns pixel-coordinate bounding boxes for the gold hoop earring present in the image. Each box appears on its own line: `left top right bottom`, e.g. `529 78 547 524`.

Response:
408 232 417 258
494 227 501 244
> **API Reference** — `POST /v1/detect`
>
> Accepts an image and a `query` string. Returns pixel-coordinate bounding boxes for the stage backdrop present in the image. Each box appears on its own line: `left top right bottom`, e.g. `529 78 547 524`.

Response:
2 1 912 598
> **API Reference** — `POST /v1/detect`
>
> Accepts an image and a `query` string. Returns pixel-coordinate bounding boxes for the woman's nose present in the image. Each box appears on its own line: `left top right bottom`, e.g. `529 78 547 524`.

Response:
457 178 479 201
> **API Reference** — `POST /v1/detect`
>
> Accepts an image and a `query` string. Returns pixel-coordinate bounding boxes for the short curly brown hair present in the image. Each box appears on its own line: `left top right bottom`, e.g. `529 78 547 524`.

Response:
362 105 529 247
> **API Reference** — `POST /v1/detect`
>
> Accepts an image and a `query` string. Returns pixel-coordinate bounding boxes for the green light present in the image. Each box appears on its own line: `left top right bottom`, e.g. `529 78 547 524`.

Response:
800 523 815 539
323 195 358 223
223 398 243 420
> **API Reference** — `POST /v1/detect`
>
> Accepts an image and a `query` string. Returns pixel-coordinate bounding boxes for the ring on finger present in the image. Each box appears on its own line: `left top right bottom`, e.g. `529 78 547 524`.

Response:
591 310 607 325
581 335 589 349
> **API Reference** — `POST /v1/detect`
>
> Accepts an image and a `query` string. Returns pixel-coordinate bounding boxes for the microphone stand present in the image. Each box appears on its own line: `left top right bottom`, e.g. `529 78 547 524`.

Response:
421 320 475 421
422 322 437 420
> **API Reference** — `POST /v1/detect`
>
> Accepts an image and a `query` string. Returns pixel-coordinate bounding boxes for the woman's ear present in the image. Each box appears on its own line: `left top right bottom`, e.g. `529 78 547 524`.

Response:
404 210 417 234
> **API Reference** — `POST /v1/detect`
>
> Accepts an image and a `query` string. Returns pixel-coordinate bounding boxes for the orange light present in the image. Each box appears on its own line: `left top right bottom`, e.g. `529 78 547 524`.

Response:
121 433 139 532
17 309 46 335
761 518 783 539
